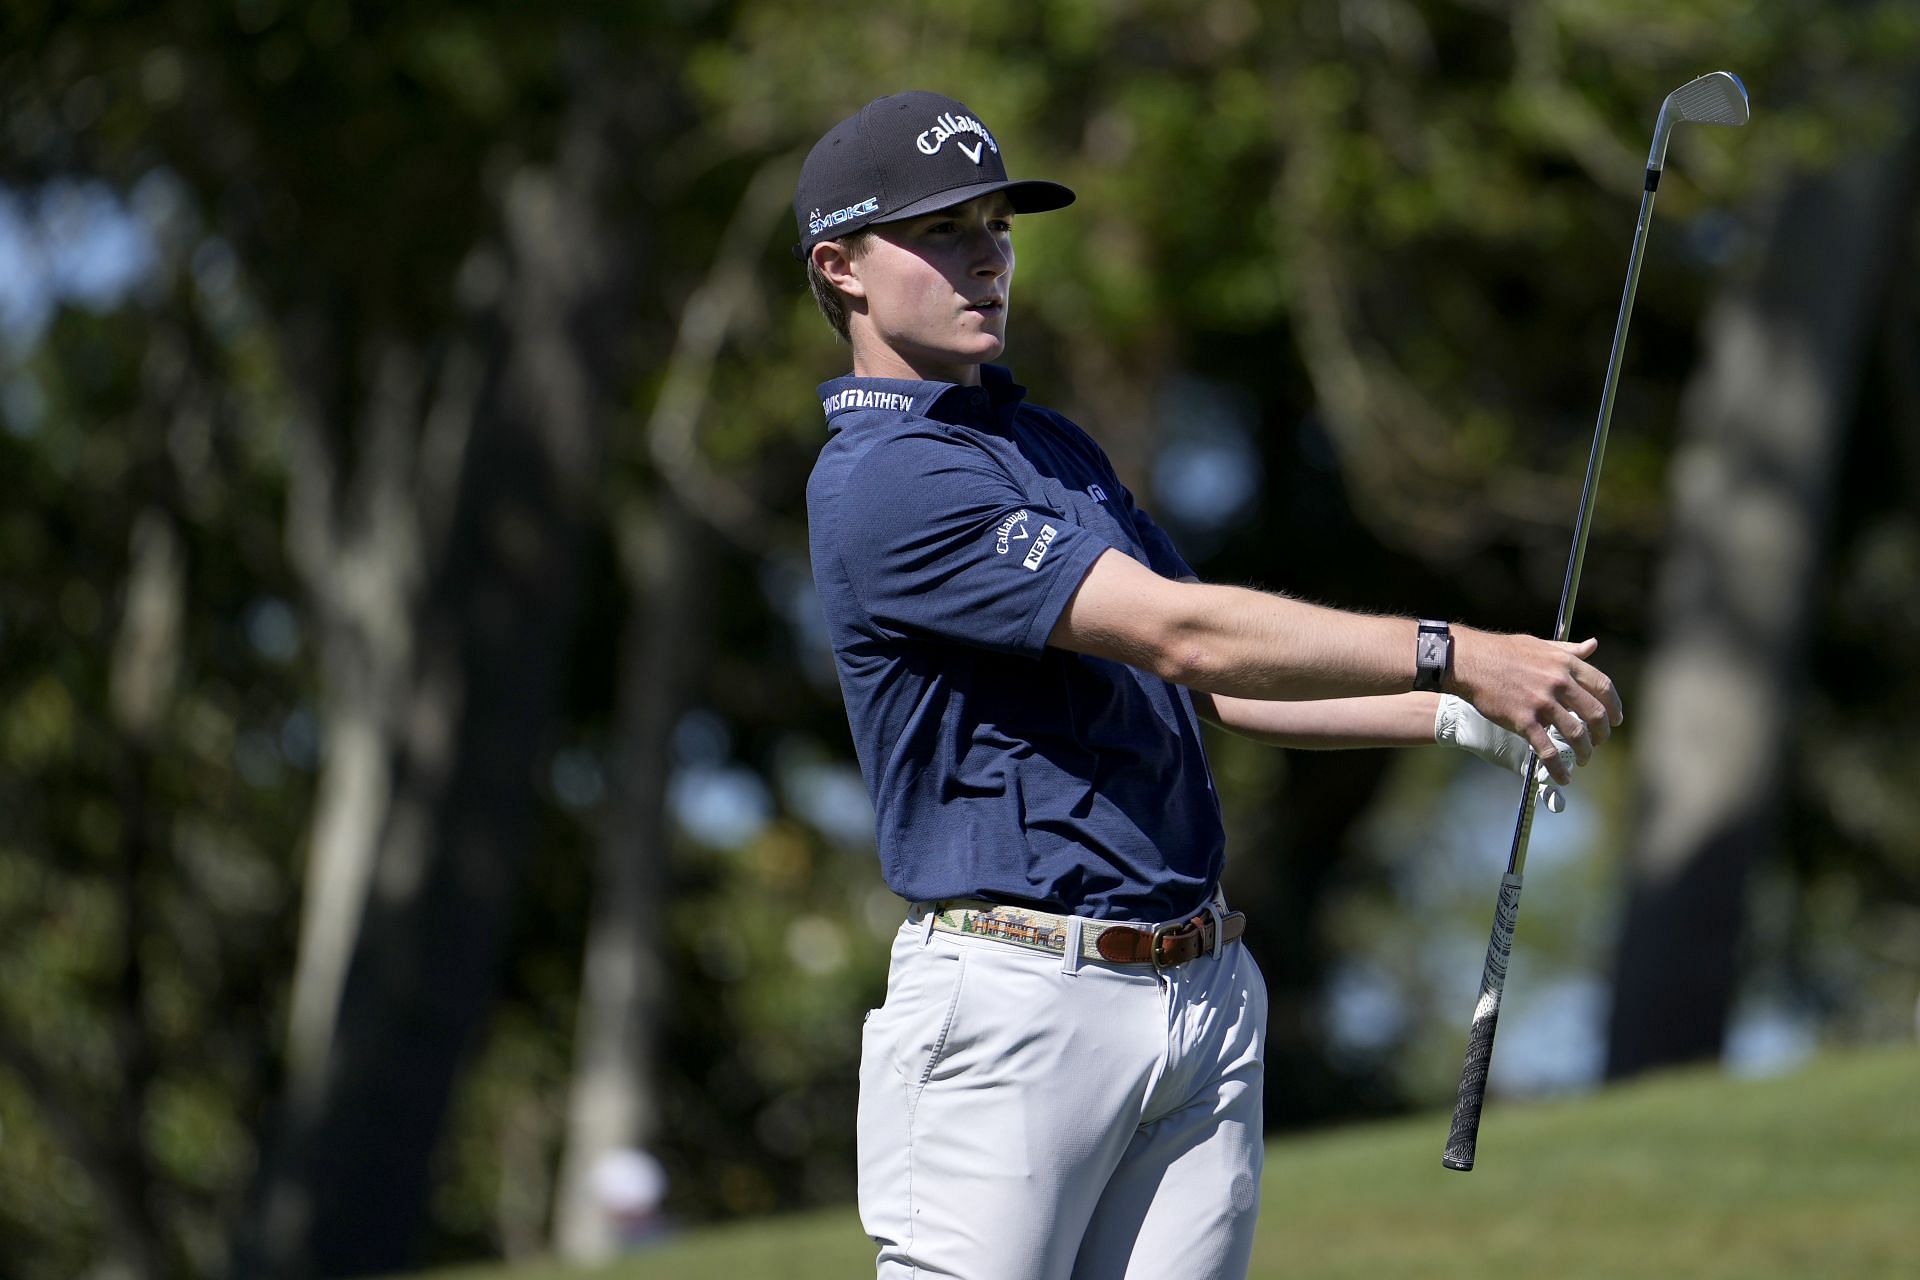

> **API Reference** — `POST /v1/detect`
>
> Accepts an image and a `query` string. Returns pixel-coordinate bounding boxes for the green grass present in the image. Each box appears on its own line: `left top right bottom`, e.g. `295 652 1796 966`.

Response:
427 1045 1919 1279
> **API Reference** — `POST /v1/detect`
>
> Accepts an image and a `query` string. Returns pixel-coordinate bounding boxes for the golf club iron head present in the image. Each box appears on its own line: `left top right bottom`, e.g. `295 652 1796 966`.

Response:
1649 71 1750 170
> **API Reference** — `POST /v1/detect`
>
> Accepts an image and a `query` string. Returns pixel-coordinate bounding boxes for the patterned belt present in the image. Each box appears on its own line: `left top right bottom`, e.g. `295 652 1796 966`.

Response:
930 899 1247 969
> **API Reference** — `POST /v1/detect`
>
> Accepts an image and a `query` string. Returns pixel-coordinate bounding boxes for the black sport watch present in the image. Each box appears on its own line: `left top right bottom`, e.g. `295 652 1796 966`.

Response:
1414 619 1452 692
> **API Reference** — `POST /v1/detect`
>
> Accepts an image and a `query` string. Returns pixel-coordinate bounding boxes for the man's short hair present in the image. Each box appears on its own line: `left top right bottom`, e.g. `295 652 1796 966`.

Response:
807 232 872 345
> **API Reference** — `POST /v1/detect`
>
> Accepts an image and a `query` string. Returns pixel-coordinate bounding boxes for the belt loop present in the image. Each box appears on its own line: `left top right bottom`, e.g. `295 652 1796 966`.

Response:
922 902 939 944
1203 900 1227 964
1060 916 1084 975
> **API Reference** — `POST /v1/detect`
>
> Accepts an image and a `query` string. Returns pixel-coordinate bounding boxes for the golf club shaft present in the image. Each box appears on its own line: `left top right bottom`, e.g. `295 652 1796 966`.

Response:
1551 178 1660 651
1441 177 1661 1174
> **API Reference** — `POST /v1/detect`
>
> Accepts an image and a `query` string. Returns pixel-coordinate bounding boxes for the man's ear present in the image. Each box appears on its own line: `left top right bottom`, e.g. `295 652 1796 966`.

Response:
812 240 866 300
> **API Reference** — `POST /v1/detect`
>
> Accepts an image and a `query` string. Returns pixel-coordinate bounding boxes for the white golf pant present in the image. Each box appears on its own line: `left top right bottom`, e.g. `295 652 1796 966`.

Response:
858 905 1268 1279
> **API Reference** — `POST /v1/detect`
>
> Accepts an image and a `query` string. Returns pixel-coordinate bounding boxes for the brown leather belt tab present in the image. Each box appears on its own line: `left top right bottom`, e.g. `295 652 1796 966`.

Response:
1095 909 1247 968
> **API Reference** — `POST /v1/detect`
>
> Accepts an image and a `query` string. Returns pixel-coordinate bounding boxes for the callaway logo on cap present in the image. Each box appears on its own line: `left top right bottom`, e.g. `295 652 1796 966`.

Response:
792 90 1076 260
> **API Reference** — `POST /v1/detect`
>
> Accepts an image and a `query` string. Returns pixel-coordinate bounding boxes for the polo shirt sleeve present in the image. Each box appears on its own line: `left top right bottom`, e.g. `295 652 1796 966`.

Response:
832 429 1113 657
1121 486 1198 582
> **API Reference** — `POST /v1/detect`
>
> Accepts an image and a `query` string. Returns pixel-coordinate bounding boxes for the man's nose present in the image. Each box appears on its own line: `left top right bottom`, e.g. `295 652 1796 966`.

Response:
971 230 1010 276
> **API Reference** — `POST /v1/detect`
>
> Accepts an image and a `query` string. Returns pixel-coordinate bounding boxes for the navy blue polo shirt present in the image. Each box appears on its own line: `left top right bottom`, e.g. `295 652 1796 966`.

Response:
805 364 1225 922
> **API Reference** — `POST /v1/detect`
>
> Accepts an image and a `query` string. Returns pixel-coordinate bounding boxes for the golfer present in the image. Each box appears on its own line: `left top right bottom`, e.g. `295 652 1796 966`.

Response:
797 91 1621 1280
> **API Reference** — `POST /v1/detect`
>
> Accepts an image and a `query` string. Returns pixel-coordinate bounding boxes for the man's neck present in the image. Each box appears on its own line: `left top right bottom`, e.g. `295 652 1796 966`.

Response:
849 337 980 387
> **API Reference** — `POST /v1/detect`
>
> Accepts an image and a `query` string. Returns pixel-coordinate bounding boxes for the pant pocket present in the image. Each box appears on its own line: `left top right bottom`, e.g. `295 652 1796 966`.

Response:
902 947 968 1098
858 941 968 1255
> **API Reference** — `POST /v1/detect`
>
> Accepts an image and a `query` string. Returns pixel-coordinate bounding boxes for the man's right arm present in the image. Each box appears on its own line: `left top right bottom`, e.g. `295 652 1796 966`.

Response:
1047 548 1622 780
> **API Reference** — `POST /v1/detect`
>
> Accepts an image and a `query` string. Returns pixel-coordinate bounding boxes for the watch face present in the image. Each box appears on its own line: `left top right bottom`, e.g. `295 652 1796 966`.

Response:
1419 634 1446 665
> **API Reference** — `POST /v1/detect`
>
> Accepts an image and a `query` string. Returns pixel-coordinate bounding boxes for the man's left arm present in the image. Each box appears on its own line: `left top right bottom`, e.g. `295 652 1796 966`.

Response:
1191 682 1574 809
1189 688 1438 748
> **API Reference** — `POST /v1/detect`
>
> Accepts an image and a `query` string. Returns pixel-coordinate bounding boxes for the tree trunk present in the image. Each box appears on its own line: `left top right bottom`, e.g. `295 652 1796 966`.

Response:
551 491 707 1259
1246 749 1395 1124
545 117 790 1253
241 99 626 1276
282 338 436 1100
1603 89 1920 1079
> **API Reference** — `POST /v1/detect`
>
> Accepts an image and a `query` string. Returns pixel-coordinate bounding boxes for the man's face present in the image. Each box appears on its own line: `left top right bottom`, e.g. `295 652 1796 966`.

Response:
845 193 1014 382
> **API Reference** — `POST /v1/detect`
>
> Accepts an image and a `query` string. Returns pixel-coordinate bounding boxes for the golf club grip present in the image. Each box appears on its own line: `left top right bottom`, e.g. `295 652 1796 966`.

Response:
1442 872 1524 1171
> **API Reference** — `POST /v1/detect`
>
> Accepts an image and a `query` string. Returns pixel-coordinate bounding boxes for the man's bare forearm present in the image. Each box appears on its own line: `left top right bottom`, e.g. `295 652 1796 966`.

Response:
1193 689 1441 748
1051 552 1420 700
1160 581 1420 700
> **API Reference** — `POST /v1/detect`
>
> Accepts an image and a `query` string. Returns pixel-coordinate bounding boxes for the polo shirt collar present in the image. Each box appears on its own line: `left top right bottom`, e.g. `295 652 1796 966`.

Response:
816 364 1028 431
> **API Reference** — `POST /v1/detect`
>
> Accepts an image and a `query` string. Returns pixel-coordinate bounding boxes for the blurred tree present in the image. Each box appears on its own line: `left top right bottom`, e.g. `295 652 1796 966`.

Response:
548 129 787 1259
244 88 628 1278
6 5 638 1275
1606 76 1920 1078
0 202 310 1279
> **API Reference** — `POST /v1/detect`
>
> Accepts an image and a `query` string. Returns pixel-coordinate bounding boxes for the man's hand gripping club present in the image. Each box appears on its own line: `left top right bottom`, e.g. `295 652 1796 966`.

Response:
1442 629 1621 787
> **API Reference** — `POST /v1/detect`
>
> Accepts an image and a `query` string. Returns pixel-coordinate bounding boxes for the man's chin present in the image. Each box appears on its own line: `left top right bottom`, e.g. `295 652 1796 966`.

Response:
915 337 1005 367
966 331 1007 362
956 313 1008 355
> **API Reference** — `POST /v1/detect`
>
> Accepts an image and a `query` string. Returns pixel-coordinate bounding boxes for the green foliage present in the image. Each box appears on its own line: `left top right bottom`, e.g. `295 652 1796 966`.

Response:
0 290 309 1274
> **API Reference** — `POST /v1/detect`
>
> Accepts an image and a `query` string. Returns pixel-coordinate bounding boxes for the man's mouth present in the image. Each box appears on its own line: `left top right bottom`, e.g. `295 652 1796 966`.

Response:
966 298 1004 314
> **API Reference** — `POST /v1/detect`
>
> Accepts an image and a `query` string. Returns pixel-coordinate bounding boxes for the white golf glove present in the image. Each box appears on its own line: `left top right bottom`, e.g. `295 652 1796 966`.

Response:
1433 693 1575 813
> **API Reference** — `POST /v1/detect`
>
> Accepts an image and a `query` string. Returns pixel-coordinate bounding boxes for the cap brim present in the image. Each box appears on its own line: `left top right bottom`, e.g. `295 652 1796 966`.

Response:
793 177 1075 260
876 177 1076 224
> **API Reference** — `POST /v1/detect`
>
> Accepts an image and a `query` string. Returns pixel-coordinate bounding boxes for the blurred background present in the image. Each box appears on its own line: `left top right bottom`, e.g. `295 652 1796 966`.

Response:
2 1 1917 1277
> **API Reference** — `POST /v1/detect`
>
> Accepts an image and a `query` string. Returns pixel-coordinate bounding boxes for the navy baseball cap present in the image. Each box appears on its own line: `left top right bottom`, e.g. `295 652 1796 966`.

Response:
792 91 1075 260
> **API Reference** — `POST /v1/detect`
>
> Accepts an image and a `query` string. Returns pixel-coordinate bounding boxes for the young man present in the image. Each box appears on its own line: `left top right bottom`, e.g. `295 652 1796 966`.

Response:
797 91 1621 1280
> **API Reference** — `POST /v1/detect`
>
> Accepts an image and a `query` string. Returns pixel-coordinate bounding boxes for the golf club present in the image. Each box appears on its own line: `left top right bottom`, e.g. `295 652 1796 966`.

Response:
1441 70 1751 1173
